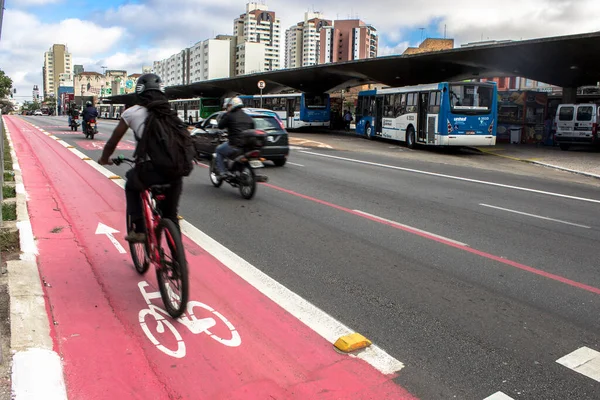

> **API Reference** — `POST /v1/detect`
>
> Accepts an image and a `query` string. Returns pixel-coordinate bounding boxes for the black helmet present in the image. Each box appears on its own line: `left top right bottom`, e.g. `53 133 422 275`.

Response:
135 73 164 95
86 101 92 107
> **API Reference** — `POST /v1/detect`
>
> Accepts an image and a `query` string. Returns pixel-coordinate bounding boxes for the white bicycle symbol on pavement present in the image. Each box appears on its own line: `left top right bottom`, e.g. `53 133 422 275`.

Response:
137 281 242 358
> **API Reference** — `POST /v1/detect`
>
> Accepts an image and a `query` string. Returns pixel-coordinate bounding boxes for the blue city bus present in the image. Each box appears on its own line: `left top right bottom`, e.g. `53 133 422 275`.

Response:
355 82 498 148
239 93 330 130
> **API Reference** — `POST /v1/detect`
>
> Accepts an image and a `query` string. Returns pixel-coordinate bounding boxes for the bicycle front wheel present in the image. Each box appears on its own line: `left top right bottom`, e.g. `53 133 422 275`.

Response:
155 218 189 318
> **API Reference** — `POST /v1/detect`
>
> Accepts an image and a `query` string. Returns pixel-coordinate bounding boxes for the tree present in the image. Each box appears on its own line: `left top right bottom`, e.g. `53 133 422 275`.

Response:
43 96 56 114
0 99 14 114
0 69 13 99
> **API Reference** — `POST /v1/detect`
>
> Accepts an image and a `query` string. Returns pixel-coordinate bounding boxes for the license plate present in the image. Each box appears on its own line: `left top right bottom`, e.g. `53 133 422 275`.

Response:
249 160 263 168
466 131 475 135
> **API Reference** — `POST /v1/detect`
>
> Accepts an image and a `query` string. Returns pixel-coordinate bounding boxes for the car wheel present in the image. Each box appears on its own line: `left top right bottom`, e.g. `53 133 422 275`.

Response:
273 158 286 167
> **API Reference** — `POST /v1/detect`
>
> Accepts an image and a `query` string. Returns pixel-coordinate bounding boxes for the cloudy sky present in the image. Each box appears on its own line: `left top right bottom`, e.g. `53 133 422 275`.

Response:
1 0 599 101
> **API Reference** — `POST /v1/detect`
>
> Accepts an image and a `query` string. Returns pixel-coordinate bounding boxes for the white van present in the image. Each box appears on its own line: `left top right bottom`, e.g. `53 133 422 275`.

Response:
554 103 600 150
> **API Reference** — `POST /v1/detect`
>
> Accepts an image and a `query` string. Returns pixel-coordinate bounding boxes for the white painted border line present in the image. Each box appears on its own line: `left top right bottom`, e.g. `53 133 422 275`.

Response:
353 210 469 246
4 117 68 400
480 203 591 229
483 392 515 400
556 346 600 383
20 117 405 375
299 150 600 205
287 162 305 167
531 161 600 180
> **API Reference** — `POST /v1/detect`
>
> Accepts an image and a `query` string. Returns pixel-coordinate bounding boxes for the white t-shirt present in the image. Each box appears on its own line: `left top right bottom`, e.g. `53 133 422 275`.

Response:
121 105 149 141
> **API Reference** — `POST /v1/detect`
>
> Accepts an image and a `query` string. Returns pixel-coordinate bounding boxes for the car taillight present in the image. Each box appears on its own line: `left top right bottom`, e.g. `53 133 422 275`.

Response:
255 130 265 135
593 123 598 137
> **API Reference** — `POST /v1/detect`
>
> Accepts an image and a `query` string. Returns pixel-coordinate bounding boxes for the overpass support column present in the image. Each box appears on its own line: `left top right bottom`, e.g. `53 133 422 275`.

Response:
562 87 577 104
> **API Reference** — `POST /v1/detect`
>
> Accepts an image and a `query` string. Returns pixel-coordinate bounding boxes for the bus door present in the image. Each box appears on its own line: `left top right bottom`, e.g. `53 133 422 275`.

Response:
417 92 429 143
287 98 296 129
375 97 384 135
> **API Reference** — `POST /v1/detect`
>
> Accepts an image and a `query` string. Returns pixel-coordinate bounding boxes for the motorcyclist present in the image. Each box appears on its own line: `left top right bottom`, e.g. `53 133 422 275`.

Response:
68 103 79 127
82 101 98 133
215 97 254 178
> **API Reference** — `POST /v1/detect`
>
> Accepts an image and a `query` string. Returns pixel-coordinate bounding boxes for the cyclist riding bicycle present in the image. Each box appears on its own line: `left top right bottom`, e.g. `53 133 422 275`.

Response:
98 73 193 243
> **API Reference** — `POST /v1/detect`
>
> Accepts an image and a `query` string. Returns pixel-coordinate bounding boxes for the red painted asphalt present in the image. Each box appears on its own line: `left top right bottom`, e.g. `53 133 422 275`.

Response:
6 115 417 399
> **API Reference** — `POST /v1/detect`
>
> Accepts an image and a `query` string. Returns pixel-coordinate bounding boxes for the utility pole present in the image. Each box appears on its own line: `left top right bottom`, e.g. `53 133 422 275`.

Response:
0 0 5 41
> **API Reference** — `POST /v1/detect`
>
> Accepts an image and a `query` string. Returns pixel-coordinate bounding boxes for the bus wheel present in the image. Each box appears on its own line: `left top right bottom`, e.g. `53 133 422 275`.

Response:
406 127 416 149
365 124 373 140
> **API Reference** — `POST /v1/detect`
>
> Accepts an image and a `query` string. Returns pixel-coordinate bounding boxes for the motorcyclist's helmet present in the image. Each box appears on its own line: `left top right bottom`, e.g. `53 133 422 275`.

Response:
222 98 231 109
135 73 165 94
227 97 244 111
86 101 92 107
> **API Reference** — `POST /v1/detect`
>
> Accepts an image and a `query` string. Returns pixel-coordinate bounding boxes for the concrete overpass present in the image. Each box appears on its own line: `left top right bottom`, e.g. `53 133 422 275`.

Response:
107 30 600 105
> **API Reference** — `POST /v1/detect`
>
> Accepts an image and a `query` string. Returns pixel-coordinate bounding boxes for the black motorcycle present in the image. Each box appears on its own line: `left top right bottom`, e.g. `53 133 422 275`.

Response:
207 130 268 200
69 114 80 131
84 118 97 139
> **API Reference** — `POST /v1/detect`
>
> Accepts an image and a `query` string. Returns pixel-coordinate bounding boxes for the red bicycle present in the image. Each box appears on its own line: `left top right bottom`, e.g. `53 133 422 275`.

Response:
112 156 189 318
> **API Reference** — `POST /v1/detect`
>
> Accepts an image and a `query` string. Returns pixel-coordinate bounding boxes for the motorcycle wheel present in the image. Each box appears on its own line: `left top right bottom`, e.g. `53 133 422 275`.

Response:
209 158 223 188
238 165 256 200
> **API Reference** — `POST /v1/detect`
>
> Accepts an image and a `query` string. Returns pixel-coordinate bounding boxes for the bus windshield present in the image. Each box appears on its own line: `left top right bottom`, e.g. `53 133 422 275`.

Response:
304 93 328 109
449 84 493 114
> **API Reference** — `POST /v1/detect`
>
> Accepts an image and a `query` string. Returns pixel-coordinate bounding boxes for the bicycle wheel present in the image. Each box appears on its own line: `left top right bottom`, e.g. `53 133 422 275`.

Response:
128 217 150 274
155 218 189 318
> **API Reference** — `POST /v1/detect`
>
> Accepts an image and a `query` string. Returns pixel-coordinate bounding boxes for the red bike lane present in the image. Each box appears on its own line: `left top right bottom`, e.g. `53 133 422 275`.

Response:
6 116 417 400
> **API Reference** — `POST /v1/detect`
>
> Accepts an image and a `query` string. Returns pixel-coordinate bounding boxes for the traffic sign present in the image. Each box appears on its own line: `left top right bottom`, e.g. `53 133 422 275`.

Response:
257 80 266 90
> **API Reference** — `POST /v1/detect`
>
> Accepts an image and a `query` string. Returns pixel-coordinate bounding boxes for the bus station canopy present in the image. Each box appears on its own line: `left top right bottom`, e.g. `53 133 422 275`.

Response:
107 30 600 105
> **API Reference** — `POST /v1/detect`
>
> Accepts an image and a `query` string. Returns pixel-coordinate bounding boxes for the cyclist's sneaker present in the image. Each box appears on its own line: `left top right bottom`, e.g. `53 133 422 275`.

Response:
125 231 146 243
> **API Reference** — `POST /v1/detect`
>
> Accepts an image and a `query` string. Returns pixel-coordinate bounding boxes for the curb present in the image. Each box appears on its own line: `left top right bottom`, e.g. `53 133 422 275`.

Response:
474 147 600 180
2 117 68 400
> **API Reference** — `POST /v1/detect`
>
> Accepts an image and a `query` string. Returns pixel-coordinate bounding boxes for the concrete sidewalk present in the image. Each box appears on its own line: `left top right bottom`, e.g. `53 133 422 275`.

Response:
475 143 600 179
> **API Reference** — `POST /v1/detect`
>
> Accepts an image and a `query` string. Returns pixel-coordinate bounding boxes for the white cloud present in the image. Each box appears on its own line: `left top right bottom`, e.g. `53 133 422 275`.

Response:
2 0 600 103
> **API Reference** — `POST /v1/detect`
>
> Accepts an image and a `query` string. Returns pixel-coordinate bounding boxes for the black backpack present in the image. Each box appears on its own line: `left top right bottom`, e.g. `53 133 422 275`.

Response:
135 108 195 180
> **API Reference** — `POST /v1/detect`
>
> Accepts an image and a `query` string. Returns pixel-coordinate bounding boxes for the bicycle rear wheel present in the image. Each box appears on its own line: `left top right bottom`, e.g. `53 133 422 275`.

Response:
128 217 150 274
155 218 189 318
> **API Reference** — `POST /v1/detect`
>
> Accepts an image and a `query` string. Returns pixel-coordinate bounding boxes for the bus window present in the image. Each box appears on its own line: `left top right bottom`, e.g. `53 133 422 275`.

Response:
394 94 405 117
304 93 327 109
406 93 417 113
384 94 394 118
428 91 441 114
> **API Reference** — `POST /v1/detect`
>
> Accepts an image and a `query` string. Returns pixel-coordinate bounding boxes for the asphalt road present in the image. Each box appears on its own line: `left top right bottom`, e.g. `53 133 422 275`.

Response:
22 116 600 400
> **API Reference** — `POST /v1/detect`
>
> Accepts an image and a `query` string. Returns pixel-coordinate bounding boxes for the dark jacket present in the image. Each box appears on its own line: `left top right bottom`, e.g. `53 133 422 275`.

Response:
218 108 254 147
82 106 98 122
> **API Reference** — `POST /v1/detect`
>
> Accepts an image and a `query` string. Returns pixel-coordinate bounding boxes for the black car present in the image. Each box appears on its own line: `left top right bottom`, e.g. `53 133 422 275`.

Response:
191 109 289 167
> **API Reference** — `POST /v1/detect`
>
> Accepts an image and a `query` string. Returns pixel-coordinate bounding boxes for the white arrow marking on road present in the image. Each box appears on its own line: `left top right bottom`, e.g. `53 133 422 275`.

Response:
95 222 126 253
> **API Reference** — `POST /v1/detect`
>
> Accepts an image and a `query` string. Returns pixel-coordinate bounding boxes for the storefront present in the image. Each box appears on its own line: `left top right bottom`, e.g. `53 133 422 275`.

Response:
497 91 547 144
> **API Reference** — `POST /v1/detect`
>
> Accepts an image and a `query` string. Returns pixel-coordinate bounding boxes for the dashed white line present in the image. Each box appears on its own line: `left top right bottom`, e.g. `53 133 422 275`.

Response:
299 150 600 205
556 346 600 383
287 162 304 167
483 392 515 400
353 210 469 246
480 204 591 229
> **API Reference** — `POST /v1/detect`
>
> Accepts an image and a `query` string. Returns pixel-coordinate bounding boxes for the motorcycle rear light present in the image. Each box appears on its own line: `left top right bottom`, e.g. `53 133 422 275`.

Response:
247 150 260 158
155 195 166 201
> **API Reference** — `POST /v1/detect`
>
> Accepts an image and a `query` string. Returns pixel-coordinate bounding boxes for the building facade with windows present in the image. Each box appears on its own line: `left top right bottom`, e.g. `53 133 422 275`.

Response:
285 12 331 68
43 44 73 99
319 19 377 64
234 2 281 72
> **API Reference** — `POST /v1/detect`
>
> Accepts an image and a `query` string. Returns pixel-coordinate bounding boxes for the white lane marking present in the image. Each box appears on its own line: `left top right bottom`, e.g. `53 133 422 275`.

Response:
480 204 591 229
483 392 515 400
353 210 469 247
290 145 309 150
25 120 405 375
556 347 600 383
287 162 305 167
299 151 600 205
12 348 68 400
95 223 126 254
178 219 404 375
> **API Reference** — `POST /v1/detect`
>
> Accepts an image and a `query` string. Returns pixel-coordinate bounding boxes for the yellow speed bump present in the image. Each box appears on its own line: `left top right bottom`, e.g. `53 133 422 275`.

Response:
82 157 92 160
108 175 122 180
334 333 372 353
177 215 184 220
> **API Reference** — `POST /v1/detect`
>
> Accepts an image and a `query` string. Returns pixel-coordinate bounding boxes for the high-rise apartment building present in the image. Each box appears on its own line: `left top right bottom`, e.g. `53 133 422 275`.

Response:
233 2 281 73
285 12 331 68
153 49 190 87
189 37 234 82
43 44 73 98
320 20 377 64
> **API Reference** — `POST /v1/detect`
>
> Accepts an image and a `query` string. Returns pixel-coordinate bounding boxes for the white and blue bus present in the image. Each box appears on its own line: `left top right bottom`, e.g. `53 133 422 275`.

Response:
239 93 331 130
98 103 126 119
355 82 498 148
